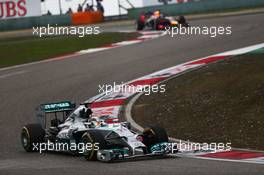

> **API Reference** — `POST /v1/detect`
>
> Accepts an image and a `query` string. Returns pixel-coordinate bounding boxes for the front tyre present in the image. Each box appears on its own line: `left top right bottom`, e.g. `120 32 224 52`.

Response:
81 131 108 161
142 125 169 151
21 124 45 152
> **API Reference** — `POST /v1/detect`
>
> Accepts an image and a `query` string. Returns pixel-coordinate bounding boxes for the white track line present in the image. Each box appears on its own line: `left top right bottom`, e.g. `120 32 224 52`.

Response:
215 43 264 56
0 70 27 79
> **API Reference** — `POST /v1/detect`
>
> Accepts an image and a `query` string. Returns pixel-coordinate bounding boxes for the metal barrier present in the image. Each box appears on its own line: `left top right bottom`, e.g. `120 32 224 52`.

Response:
0 14 71 31
0 12 103 31
128 0 264 19
1 0 264 31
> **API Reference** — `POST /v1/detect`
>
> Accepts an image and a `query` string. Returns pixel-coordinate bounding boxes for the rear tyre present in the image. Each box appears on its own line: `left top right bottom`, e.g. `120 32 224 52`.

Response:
137 20 145 31
142 125 168 151
21 124 45 152
81 131 108 161
178 16 186 24
178 16 189 27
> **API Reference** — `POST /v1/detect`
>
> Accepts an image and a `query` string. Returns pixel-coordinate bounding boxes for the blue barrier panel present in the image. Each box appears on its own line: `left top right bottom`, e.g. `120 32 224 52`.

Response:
0 14 72 31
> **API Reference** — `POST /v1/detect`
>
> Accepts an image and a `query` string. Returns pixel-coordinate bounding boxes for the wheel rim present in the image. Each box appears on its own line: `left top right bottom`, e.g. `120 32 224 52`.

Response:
21 130 30 149
81 134 95 160
22 136 28 146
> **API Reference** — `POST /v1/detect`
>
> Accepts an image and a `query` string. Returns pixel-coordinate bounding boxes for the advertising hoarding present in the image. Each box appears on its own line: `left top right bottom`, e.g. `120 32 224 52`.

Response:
0 0 41 19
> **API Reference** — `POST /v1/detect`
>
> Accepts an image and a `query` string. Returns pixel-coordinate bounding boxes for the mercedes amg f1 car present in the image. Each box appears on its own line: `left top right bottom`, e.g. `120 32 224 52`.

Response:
21 101 177 162
137 11 189 31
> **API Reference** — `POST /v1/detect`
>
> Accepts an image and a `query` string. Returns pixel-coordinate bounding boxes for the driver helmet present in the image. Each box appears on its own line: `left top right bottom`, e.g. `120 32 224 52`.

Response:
153 10 160 17
79 107 93 119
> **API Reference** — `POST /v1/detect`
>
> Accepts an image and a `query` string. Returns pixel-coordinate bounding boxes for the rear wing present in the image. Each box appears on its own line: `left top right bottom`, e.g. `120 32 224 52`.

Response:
40 101 76 113
36 101 76 129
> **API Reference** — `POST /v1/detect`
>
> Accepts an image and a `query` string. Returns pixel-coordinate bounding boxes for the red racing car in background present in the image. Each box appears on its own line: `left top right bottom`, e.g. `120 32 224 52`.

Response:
137 10 189 31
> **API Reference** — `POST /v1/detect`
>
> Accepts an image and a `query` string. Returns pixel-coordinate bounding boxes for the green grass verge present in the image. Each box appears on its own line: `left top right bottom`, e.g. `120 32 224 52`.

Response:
133 48 264 150
0 33 138 68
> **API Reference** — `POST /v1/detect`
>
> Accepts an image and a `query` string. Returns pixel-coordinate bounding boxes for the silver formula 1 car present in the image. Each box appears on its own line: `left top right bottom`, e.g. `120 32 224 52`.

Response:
21 101 177 162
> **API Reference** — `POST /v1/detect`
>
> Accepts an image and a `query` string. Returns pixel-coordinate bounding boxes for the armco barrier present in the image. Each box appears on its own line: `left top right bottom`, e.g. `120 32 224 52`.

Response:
0 11 103 31
128 0 264 19
0 14 71 31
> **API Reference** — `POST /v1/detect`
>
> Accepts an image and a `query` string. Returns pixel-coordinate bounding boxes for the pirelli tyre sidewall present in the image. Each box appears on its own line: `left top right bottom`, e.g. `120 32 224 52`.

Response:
143 126 169 152
81 131 108 161
21 124 45 152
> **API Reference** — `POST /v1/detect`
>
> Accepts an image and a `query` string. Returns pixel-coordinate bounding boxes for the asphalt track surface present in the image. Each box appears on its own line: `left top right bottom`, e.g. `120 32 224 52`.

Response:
0 13 264 174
